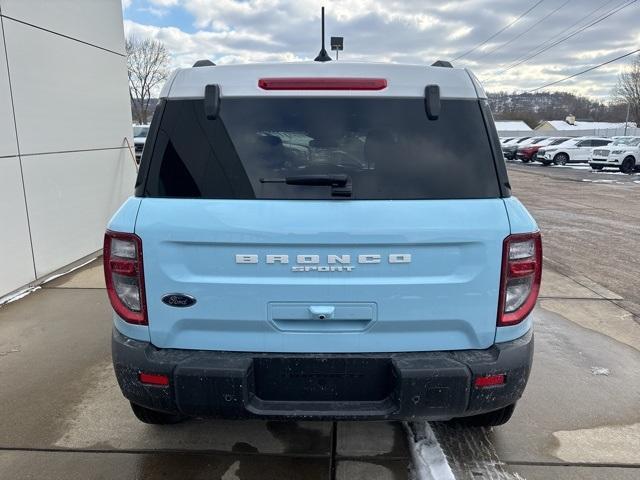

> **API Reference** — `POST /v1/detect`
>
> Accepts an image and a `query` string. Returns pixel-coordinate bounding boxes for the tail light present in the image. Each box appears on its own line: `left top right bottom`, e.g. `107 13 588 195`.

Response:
103 231 147 325
498 232 542 326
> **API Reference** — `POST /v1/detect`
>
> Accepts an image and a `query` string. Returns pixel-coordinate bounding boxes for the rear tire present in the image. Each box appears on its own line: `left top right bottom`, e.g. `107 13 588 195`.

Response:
130 402 187 425
448 403 516 427
620 157 635 174
554 153 569 166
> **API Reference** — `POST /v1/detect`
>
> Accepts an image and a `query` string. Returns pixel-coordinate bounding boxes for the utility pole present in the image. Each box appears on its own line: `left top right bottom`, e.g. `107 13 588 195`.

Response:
624 101 630 135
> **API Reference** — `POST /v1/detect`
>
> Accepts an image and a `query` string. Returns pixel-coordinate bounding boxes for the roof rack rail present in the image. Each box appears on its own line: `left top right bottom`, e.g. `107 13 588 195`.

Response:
193 59 216 67
431 60 453 68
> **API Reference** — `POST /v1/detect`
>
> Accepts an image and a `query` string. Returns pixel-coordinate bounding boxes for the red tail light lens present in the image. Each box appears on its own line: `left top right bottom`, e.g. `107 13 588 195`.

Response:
258 77 388 91
103 231 147 325
498 232 542 326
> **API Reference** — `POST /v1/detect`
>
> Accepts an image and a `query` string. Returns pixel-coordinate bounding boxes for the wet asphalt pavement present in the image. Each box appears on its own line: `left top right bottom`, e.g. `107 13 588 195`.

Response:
0 163 639 479
507 161 640 317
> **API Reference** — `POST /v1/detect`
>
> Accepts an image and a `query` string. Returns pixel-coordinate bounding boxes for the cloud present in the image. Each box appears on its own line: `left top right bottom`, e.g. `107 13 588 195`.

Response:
149 0 180 5
123 0 640 98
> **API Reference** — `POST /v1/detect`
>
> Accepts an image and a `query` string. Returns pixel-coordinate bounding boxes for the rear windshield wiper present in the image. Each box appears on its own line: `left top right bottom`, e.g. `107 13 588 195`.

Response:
260 174 352 197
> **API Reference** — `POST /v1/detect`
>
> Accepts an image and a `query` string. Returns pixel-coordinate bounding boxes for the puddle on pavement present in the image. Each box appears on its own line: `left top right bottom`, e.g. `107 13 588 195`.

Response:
134 452 329 480
266 421 330 455
539 299 640 352
54 361 331 455
553 422 640 464
337 459 408 480
336 421 407 458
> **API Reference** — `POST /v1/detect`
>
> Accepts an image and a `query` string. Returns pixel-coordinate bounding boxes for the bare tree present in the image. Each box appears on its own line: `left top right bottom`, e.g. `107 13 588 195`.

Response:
126 35 170 124
614 55 640 124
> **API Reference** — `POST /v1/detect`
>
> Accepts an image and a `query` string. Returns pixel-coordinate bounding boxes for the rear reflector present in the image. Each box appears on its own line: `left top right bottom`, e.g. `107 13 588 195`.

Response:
258 77 388 91
138 372 169 386
474 374 505 388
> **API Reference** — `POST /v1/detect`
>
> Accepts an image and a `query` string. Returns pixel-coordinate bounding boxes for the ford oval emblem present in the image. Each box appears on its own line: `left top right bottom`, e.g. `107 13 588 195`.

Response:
162 294 196 308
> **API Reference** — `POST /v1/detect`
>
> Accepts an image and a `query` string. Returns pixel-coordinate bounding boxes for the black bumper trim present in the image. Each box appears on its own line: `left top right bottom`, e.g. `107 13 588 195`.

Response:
112 329 533 421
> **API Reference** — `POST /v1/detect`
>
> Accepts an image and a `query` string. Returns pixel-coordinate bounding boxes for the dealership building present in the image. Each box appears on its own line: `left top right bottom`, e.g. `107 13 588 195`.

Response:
0 0 135 299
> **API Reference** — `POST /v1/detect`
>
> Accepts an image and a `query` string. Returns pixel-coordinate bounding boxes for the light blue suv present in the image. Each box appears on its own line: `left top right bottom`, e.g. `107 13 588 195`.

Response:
105 61 541 426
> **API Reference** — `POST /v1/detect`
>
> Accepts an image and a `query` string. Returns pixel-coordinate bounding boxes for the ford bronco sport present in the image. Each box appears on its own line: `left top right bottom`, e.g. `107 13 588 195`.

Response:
105 61 541 427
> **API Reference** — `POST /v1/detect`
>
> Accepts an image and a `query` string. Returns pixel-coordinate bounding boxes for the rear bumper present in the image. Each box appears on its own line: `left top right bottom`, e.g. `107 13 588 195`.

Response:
503 149 517 159
516 152 535 160
590 160 620 166
112 328 533 421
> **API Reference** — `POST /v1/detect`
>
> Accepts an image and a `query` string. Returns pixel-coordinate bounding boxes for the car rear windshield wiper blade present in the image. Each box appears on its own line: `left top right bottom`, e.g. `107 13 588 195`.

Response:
260 174 349 187
260 174 352 197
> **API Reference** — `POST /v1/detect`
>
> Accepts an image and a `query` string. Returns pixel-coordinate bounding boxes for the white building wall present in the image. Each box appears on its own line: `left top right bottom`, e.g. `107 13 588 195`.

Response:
0 0 135 297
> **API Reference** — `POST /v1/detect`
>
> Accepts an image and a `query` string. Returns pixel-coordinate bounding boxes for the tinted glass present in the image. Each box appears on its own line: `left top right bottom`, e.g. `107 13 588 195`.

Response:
133 126 149 137
550 138 569 145
142 98 501 200
613 138 640 146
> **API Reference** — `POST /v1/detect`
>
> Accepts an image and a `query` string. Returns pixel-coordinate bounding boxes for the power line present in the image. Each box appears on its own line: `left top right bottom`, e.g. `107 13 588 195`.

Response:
497 0 616 70
474 0 572 61
452 0 546 61
526 47 640 92
496 0 616 70
497 0 637 74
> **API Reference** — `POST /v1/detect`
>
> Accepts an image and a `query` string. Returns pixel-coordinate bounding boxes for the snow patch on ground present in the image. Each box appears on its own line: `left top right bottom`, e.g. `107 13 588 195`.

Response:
405 422 455 480
582 179 613 183
0 256 97 307
550 164 592 170
0 286 41 306
590 366 611 376
425 422 527 480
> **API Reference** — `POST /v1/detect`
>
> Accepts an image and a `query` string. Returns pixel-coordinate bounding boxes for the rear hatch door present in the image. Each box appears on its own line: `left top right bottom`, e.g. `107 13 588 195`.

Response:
136 93 508 353
137 198 509 352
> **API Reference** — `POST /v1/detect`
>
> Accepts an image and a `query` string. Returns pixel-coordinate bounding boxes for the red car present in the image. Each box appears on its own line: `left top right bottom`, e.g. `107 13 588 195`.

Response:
517 137 569 162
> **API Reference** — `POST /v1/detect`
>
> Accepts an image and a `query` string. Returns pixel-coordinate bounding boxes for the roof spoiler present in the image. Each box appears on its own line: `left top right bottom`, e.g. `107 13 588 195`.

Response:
193 59 216 67
431 60 453 68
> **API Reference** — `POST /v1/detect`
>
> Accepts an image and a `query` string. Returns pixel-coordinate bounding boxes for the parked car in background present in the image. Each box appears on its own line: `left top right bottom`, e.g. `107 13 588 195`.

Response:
502 136 533 160
589 136 640 173
516 137 565 163
133 125 150 163
533 138 572 162
539 137 612 165
500 137 515 144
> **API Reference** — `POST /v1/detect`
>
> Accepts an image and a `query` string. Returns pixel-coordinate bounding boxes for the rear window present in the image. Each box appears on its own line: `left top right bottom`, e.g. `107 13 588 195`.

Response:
140 97 501 200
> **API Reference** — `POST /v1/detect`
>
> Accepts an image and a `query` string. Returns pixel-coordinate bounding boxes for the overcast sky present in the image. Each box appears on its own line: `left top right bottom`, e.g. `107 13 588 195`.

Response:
122 0 640 99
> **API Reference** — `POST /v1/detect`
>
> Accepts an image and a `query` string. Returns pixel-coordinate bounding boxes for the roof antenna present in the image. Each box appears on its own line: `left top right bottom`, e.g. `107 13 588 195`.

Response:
314 6 332 62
